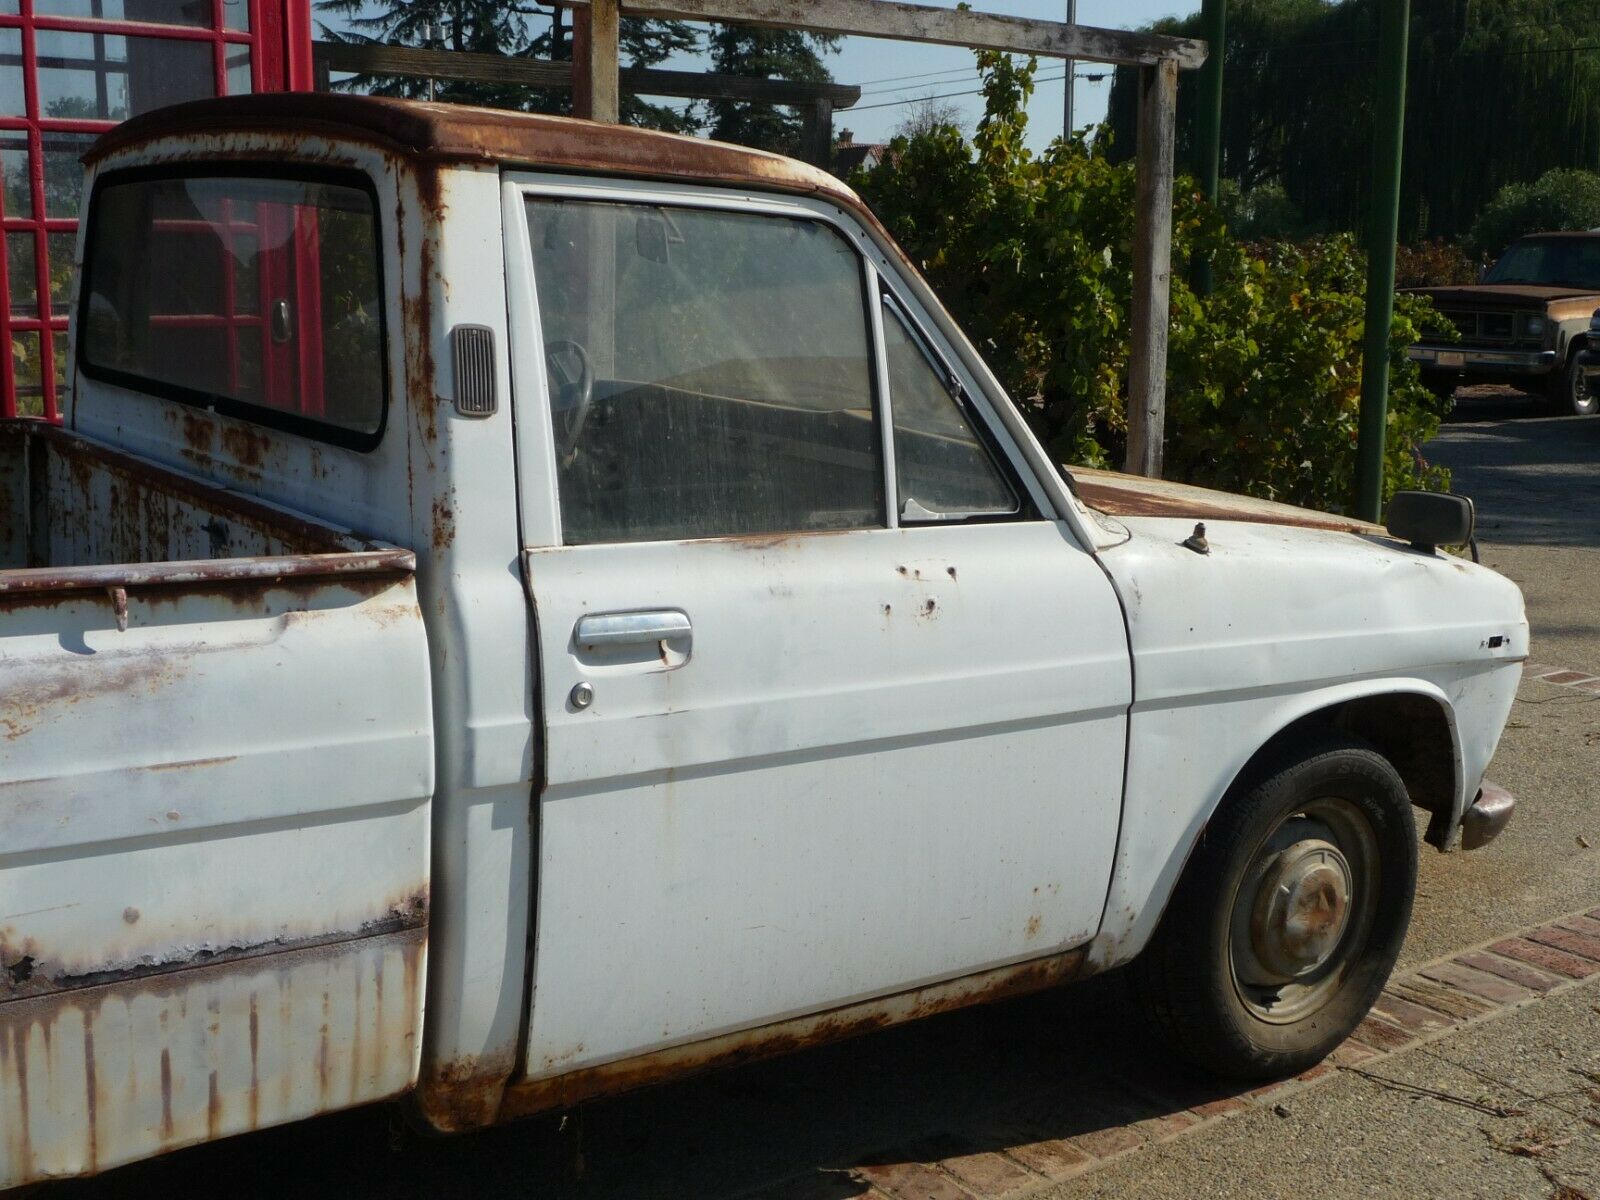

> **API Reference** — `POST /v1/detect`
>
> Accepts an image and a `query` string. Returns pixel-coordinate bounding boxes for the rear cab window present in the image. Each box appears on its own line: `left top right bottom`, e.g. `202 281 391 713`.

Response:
78 167 386 450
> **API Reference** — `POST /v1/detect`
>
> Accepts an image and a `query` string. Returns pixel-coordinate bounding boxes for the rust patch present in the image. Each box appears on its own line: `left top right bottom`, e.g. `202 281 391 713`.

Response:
1071 467 1382 535
413 1052 517 1134
218 424 271 474
497 949 1086 1122
430 492 456 552
0 888 428 1005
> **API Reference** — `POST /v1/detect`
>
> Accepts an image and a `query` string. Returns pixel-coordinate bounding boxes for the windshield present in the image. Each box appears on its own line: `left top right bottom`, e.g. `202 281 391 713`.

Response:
1483 236 1600 289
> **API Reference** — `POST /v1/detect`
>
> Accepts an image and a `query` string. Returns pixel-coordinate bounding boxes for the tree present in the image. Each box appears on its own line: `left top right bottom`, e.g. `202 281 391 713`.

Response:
894 95 965 141
1467 168 1600 259
854 51 1451 512
1107 0 1600 242
705 26 841 155
315 0 700 132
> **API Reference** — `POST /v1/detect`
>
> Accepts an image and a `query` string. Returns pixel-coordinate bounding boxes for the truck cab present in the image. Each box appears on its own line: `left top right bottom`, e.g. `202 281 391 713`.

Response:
0 94 1527 1189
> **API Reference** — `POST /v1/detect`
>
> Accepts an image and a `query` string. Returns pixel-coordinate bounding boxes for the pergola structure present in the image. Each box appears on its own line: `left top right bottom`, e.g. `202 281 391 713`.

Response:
312 40 862 170
563 0 1207 478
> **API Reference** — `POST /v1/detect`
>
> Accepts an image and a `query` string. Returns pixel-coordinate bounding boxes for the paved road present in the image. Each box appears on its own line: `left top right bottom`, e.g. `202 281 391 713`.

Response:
60 395 1600 1200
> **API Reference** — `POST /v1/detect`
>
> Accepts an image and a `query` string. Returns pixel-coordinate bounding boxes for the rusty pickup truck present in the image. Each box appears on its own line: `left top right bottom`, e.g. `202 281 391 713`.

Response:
0 94 1528 1188
1408 231 1600 416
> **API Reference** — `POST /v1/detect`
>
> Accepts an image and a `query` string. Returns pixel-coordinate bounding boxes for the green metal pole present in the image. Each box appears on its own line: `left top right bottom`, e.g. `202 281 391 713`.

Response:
1194 0 1225 294
1354 0 1410 522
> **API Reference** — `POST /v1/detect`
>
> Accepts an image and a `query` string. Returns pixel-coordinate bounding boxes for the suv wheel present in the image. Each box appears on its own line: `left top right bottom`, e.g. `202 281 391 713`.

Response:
1129 733 1417 1081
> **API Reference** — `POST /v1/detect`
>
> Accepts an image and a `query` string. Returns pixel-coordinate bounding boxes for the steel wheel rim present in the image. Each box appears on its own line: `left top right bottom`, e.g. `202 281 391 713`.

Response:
1574 369 1597 414
1227 796 1381 1025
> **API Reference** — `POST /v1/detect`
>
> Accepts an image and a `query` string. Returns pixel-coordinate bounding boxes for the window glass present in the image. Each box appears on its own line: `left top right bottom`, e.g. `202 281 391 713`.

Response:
882 301 1017 519
526 197 883 544
37 30 214 122
0 29 24 115
6 230 36 317
1 137 30 218
43 132 98 217
35 0 212 25
81 172 385 442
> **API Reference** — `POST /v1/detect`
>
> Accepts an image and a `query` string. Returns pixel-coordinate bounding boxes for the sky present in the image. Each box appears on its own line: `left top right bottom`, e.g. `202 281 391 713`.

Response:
816 1 1196 152
319 1 1197 153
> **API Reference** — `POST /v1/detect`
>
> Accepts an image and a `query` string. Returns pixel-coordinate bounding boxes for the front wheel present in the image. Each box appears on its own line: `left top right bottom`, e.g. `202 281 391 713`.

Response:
1129 733 1417 1081
1550 352 1598 416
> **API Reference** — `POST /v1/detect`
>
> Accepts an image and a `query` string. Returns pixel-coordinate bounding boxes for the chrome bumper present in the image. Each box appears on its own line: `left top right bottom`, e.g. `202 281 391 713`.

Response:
1461 780 1517 851
1407 345 1556 374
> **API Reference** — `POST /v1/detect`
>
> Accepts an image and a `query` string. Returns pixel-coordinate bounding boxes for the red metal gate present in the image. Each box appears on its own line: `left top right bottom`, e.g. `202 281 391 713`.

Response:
0 0 311 420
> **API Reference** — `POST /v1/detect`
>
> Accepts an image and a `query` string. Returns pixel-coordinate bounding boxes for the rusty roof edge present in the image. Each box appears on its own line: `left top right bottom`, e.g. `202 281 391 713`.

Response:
82 95 861 205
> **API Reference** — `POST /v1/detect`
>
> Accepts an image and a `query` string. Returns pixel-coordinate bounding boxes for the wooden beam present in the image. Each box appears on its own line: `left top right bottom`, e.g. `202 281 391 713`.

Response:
554 0 1206 69
1125 57 1176 478
311 42 862 107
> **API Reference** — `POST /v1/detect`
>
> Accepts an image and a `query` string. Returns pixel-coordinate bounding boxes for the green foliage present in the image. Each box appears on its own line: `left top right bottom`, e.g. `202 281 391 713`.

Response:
1467 168 1600 259
1108 0 1600 242
1218 180 1309 242
855 52 1450 514
1394 239 1479 289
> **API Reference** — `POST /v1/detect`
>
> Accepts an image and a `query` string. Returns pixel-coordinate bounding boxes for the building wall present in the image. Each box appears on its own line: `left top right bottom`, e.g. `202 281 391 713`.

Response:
0 0 311 419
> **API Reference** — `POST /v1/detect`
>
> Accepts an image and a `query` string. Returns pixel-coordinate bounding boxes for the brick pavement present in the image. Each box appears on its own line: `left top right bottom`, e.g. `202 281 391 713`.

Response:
749 902 1600 1200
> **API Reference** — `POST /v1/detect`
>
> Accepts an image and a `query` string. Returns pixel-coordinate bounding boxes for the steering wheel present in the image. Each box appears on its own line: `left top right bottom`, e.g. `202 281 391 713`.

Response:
544 339 594 462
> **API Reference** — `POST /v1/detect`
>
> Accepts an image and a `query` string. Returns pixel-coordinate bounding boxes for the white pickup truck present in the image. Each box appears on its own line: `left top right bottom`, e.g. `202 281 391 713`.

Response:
0 94 1526 1189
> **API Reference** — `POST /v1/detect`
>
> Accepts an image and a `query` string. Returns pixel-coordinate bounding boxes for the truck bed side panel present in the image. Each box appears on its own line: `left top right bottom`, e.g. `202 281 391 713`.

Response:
0 574 434 1188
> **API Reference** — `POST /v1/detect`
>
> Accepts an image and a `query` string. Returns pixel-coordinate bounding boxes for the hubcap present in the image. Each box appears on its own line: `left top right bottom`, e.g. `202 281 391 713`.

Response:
1249 840 1352 979
1228 798 1379 1024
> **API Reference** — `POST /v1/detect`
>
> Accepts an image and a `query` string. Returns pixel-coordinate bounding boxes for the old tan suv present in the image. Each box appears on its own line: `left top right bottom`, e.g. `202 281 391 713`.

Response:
1407 231 1600 416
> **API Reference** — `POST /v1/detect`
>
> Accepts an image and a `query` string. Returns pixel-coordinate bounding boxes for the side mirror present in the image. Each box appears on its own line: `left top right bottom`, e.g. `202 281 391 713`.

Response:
635 212 670 264
1386 490 1475 553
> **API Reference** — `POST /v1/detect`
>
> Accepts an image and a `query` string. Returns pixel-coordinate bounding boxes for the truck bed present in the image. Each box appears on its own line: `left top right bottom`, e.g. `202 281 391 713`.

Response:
0 419 410 582
0 419 436 1188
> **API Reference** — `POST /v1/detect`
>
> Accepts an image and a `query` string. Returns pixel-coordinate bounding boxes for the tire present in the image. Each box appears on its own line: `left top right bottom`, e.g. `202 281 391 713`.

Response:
1129 732 1417 1081
1548 351 1598 416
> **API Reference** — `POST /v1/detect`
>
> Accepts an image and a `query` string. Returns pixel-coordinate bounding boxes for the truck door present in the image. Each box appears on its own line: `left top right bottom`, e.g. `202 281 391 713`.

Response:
502 178 1131 1082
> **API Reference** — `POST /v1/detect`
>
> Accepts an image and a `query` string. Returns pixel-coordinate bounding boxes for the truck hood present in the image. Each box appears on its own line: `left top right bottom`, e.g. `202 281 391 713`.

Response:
1069 466 1381 536
1407 283 1600 307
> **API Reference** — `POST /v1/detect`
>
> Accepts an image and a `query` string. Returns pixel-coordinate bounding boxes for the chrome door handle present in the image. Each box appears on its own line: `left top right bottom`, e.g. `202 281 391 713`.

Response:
574 609 692 649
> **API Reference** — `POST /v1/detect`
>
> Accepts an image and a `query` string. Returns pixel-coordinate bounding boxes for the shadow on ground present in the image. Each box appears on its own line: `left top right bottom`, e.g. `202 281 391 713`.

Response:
61 972 1261 1200
1428 388 1600 549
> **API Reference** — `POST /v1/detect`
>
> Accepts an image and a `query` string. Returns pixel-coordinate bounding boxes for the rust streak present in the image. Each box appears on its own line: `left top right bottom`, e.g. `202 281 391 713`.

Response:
496 949 1086 1123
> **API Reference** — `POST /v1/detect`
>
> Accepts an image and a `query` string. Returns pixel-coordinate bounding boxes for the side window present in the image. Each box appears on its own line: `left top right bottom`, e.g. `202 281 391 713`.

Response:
882 300 1018 520
525 197 884 545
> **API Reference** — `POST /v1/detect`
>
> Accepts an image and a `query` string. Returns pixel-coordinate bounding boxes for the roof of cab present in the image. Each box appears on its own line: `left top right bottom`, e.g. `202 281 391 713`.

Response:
87 92 860 205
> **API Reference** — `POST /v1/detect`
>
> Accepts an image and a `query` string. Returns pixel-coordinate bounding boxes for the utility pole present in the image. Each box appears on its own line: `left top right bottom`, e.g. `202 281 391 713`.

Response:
1063 0 1077 136
1193 0 1225 293
1354 0 1410 522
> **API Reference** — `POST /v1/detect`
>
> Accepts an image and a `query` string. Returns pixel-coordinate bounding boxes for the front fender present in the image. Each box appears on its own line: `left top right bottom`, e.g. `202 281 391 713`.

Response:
1085 674 1487 974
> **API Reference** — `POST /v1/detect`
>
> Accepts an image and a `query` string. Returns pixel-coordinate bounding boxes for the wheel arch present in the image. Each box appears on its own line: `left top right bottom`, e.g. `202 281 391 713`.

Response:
1088 680 1462 974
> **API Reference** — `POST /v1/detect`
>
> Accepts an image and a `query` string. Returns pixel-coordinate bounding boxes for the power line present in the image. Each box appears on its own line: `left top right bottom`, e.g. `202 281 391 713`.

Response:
849 68 1107 113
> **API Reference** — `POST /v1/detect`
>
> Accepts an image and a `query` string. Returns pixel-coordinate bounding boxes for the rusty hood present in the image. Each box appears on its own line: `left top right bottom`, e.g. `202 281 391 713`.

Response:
1408 283 1600 307
1068 466 1382 535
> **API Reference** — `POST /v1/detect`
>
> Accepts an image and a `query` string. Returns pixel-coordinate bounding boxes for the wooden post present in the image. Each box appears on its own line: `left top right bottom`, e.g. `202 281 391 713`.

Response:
801 97 834 168
572 0 620 121
1125 57 1177 478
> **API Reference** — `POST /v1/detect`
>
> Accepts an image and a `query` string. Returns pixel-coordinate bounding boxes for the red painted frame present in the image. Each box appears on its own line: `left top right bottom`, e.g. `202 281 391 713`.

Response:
0 0 311 420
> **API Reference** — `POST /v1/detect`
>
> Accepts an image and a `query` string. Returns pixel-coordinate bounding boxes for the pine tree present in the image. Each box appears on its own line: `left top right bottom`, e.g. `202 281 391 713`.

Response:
315 0 700 132
705 26 841 155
